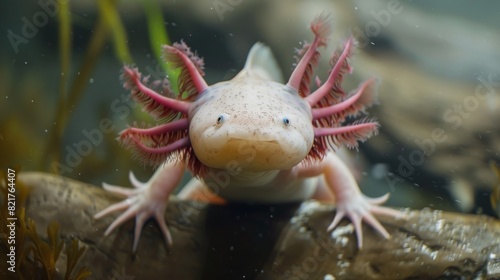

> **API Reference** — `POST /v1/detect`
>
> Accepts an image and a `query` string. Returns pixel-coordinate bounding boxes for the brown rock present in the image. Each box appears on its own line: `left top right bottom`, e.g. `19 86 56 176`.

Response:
17 172 500 279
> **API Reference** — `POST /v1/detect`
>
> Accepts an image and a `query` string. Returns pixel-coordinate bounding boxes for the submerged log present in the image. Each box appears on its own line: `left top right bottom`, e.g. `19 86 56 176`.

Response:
16 172 500 279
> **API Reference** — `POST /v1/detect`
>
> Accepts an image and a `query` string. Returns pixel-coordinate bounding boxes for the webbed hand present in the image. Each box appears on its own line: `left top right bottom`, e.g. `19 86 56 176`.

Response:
94 162 184 251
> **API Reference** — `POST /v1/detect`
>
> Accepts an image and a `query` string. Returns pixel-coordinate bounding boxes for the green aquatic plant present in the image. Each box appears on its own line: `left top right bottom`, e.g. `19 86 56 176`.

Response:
98 0 133 64
43 0 179 180
0 170 91 279
46 0 71 168
490 161 500 218
144 0 179 82
20 215 63 279
65 239 90 280
45 0 133 169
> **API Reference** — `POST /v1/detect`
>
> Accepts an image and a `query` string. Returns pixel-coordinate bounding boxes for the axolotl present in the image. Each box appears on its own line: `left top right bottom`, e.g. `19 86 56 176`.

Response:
94 15 404 251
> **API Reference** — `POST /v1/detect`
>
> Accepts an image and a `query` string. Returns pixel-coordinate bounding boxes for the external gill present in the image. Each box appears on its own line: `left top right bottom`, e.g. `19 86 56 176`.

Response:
287 15 379 161
119 42 208 171
304 38 354 106
311 78 379 120
119 119 190 164
163 41 208 99
314 120 379 150
288 13 331 96
122 66 190 118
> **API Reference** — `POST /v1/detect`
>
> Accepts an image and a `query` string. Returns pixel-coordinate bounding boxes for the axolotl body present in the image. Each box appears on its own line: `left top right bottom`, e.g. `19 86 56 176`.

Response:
95 15 404 251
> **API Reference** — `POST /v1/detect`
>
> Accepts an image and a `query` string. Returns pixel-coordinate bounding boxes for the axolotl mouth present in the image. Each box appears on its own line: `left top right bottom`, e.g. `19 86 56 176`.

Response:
191 122 313 171
210 137 286 171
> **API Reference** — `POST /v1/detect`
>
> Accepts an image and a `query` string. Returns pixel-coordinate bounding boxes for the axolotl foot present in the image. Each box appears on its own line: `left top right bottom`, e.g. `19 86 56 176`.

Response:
305 153 407 248
326 192 406 248
94 171 173 252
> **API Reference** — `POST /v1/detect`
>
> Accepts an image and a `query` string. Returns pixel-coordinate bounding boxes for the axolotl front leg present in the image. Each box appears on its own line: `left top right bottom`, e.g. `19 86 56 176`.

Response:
94 41 209 252
94 161 185 251
297 152 403 248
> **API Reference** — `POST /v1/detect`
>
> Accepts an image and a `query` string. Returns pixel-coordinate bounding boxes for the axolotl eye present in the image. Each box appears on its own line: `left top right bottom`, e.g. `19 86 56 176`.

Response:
282 117 291 127
216 114 229 126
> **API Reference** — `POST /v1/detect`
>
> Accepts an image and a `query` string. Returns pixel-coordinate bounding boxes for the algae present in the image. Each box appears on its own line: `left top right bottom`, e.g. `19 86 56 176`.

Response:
0 169 91 279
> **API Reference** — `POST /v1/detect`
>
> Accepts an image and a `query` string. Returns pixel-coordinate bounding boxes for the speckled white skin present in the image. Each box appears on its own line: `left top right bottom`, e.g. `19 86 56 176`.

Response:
95 42 405 252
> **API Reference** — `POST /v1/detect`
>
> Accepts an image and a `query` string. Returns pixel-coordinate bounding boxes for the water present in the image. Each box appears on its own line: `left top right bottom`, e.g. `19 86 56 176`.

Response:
1 1 500 279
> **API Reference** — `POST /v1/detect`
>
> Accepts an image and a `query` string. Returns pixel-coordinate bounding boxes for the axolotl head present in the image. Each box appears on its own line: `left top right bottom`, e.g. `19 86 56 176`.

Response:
119 15 379 177
188 63 315 171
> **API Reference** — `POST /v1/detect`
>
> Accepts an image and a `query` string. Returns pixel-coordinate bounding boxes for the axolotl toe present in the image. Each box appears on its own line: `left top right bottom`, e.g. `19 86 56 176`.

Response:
94 14 405 252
